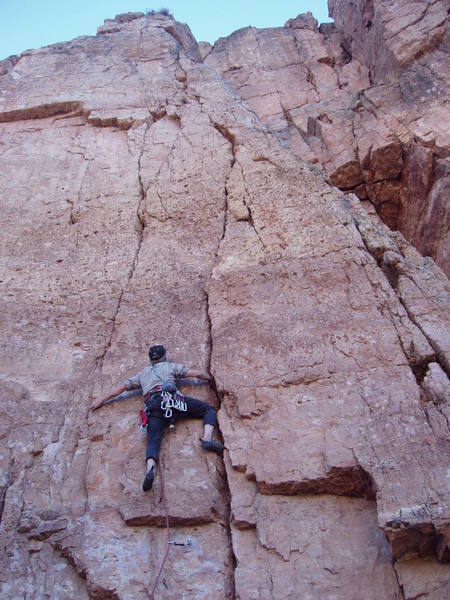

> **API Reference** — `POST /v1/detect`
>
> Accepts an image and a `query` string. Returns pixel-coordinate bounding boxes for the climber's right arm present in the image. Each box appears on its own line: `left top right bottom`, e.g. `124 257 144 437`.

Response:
90 384 127 411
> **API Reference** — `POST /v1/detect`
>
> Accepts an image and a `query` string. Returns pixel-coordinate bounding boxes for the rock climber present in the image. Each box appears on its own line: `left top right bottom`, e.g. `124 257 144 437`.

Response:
90 344 224 492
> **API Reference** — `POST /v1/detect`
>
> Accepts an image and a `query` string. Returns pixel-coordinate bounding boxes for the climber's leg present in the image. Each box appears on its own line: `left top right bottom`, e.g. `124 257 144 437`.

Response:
203 423 214 442
143 416 165 491
181 396 224 456
146 415 166 463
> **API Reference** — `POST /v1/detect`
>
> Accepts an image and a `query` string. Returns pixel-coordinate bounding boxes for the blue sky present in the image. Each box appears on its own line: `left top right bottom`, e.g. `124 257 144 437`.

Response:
0 1 332 61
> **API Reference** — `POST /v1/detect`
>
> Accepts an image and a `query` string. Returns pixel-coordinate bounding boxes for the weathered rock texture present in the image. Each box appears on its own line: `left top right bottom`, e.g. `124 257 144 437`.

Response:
0 4 449 600
205 1 450 275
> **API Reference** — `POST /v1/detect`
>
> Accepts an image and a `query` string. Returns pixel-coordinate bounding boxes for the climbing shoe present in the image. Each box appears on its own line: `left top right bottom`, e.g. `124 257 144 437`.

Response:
142 466 155 492
201 439 224 457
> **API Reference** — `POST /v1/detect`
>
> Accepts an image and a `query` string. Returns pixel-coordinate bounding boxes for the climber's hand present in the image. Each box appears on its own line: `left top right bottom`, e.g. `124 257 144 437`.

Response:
90 397 105 411
89 385 127 411
185 368 211 382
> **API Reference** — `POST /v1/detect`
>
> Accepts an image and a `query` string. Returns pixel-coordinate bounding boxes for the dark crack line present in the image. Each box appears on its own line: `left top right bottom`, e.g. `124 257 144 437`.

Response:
424 394 450 433
96 124 148 371
219 139 235 247
145 133 179 223
192 100 235 250
239 162 266 250
184 74 260 600
177 78 237 595
200 120 236 596
350 206 450 531
136 123 149 231
175 50 189 96
74 159 89 228
351 212 448 382
393 562 407 600
0 476 12 527
220 180 230 245
204 286 237 600
356 395 383 468
280 101 307 141
360 260 435 380
65 198 75 225
394 282 450 378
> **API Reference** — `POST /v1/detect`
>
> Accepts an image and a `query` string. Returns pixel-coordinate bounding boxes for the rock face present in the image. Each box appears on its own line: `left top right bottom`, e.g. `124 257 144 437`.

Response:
0 5 449 600
205 1 450 276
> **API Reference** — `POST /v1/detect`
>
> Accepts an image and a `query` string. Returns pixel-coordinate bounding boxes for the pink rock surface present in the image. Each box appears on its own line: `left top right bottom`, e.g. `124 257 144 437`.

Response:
395 557 450 599
207 2 450 275
230 491 401 599
0 6 449 599
329 0 447 81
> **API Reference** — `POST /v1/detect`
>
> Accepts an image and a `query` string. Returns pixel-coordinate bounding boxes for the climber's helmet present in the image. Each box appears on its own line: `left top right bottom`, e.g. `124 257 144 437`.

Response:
149 344 166 363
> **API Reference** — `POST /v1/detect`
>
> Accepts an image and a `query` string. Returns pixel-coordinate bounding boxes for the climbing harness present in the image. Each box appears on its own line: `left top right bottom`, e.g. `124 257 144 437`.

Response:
140 389 188 429
160 390 187 419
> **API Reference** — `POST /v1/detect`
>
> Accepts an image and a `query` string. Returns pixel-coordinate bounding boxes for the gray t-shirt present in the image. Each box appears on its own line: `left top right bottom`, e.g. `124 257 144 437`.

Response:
124 361 188 395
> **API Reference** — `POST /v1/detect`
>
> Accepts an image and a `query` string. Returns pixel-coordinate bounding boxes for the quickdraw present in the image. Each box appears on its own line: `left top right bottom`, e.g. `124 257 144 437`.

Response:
149 460 193 598
140 390 188 429
160 390 187 419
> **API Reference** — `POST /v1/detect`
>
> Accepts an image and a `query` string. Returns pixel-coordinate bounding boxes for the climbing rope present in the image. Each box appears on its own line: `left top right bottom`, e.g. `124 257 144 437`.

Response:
149 460 171 599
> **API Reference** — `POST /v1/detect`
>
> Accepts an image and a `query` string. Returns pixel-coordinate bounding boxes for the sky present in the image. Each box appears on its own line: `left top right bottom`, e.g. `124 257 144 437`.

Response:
0 0 332 61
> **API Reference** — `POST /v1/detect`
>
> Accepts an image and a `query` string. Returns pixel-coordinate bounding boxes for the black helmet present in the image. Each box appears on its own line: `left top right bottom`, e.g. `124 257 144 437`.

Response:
149 344 166 362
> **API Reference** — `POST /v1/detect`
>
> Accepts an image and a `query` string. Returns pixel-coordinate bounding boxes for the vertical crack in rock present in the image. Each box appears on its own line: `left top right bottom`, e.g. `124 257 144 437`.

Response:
238 162 266 250
136 123 148 243
349 197 449 379
208 116 265 249
3 8 448 597
393 563 407 600
204 287 237 600
217 132 235 246
73 158 89 232
97 124 148 370
130 22 168 118
396 288 448 377
65 198 75 225
0 476 12 526
187 95 234 247
35 540 90 596
358 259 434 384
280 101 308 145
220 180 230 245
376 251 446 377
348 196 450 557
199 112 238 597
171 58 240 585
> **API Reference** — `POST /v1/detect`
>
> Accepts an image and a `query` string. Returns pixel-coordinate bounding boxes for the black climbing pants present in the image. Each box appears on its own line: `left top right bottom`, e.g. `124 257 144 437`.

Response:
145 393 217 461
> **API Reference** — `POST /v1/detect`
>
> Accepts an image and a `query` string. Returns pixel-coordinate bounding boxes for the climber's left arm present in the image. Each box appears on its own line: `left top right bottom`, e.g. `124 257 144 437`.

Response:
184 368 211 382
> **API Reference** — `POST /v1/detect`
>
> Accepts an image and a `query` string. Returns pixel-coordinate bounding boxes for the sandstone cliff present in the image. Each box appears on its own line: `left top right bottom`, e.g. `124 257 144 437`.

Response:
205 0 450 275
0 3 449 599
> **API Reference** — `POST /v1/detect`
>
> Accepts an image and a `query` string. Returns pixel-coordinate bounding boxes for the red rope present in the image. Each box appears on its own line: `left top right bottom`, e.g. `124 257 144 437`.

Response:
149 460 171 599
